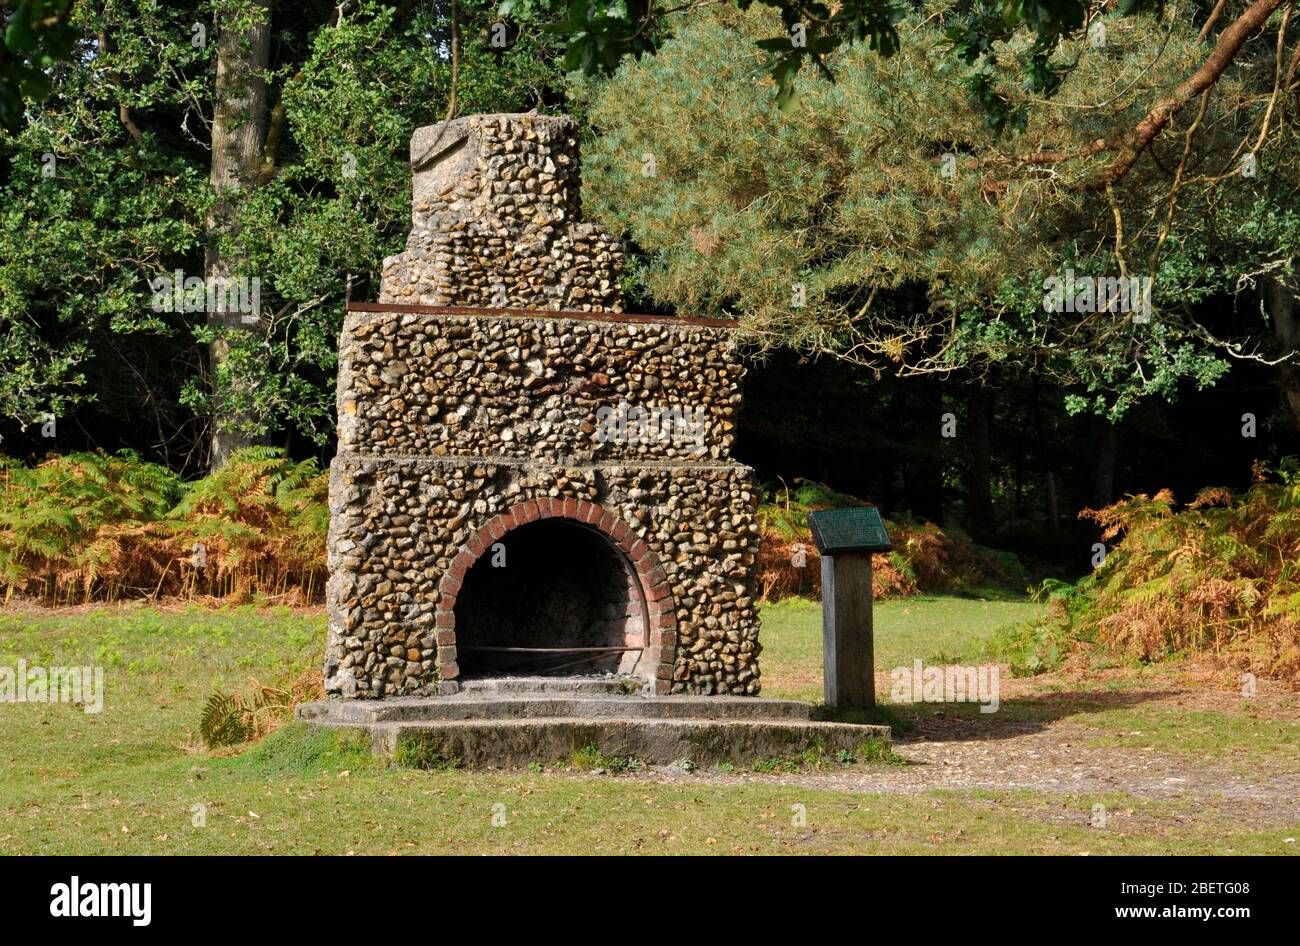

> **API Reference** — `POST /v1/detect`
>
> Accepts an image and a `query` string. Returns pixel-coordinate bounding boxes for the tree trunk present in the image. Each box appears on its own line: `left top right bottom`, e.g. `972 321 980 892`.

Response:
1045 470 1060 538
206 1 271 470
1266 276 1300 432
965 378 993 540
1092 419 1117 508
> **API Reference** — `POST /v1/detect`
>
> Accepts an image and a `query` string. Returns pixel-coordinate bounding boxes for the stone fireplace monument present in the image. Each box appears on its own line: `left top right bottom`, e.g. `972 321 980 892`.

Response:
323 113 762 699
303 113 889 763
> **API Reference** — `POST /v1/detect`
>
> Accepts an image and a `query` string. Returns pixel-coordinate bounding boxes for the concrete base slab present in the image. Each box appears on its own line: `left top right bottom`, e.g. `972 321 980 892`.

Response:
297 685 890 767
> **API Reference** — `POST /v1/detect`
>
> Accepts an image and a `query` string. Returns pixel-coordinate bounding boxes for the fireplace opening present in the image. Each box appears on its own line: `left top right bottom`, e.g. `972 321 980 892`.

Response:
453 519 648 678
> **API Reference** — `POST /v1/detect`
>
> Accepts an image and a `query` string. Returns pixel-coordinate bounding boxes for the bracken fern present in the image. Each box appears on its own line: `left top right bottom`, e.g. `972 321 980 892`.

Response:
1007 458 1300 684
0 447 328 604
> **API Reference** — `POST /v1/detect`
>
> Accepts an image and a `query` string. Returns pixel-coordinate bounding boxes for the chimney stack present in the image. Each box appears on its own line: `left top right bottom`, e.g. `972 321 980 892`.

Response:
379 113 624 312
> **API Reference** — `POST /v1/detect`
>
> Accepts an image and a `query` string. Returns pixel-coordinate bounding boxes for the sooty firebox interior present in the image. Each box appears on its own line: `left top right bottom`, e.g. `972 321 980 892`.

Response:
452 519 648 678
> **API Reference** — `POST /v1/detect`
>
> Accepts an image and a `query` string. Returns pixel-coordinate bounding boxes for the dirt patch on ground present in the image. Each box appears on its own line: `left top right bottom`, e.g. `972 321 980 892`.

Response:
788 727 1299 815
641 725 1300 823
995 659 1300 718
641 663 1300 828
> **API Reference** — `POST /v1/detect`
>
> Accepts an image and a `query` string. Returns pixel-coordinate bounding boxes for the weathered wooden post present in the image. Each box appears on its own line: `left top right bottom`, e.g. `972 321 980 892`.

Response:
807 508 892 710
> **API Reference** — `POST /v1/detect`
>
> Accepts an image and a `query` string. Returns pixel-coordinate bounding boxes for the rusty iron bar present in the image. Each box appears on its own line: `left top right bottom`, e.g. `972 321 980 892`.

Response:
458 645 641 674
537 654 632 673
458 645 642 653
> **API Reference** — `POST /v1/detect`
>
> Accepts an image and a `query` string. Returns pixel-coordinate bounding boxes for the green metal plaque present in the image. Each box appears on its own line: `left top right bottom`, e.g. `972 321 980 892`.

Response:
807 507 892 555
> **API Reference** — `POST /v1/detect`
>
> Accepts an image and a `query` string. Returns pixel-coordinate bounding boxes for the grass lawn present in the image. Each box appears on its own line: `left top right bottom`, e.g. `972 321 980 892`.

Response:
1 599 1296 855
759 595 1043 703
762 597 1300 774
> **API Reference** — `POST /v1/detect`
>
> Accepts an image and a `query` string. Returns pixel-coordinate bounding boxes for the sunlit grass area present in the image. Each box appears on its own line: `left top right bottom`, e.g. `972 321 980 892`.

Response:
758 595 1044 703
1 600 1296 855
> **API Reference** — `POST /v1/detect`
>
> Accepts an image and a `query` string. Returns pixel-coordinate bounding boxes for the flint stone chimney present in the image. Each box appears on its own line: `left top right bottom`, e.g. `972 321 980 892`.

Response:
378 112 624 311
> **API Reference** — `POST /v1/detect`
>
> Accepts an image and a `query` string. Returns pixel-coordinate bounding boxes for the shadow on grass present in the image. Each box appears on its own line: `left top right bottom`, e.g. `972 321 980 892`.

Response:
813 688 1177 744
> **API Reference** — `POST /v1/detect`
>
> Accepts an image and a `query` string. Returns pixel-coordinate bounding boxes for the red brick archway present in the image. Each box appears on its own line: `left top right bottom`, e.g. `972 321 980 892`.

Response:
434 498 678 693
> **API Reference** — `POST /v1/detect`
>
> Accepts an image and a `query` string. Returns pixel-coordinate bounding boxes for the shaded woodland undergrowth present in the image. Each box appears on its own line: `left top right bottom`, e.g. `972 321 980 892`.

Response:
0 447 327 605
994 459 1300 685
3 449 1297 683
756 479 1028 602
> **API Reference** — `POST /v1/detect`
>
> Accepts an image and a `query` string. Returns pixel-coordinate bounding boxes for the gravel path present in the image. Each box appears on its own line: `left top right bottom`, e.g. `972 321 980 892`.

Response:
638 667 1300 827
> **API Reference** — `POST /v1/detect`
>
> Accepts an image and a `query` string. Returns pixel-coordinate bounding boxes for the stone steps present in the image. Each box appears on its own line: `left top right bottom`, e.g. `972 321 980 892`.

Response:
298 697 890 767
298 694 813 724
455 675 646 696
373 717 889 767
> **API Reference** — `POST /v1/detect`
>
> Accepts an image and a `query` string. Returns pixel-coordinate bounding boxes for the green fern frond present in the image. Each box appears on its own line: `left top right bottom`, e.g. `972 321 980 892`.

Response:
199 692 253 748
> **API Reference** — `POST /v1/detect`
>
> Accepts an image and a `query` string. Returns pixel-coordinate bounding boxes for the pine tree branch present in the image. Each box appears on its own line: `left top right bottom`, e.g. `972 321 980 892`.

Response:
1095 0 1287 187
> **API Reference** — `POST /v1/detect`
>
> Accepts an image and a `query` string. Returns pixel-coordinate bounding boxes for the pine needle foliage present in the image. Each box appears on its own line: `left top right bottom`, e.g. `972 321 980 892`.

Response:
577 5 1279 418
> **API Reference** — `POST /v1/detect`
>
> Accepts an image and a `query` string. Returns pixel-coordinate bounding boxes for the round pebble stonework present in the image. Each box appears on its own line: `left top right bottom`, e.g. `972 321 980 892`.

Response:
325 310 764 699
337 312 743 463
325 113 763 700
379 113 624 312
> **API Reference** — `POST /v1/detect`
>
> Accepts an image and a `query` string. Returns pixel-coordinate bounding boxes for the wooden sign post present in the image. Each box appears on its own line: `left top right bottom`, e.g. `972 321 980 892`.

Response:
807 508 892 710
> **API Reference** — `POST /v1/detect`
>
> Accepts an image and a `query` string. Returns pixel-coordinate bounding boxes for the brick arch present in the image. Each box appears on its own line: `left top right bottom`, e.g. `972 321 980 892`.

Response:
433 498 678 694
